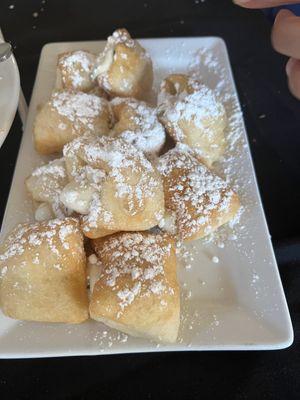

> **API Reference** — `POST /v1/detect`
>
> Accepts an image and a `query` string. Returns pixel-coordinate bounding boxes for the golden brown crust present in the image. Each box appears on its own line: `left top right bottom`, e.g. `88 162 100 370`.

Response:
34 90 113 155
61 135 165 239
161 74 193 95
157 144 240 241
94 29 153 101
57 50 96 92
110 97 166 157
90 232 180 343
107 43 153 99
0 218 89 323
81 221 117 239
158 74 227 167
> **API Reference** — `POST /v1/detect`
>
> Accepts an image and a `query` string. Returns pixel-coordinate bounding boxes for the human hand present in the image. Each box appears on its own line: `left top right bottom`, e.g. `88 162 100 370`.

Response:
234 0 300 99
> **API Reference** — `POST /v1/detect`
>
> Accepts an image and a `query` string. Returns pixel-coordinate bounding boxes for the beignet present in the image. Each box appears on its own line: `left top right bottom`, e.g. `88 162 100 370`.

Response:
61 135 164 238
90 232 180 343
0 218 89 323
34 90 113 155
158 74 227 166
25 158 71 220
93 29 153 100
57 50 96 92
110 97 166 157
157 144 240 241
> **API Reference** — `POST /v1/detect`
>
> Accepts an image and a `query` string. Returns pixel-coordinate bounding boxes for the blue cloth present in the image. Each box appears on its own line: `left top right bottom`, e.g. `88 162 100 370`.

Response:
263 4 300 22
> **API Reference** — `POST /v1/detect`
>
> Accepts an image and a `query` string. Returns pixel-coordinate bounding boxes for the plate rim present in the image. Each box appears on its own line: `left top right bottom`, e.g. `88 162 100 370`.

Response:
0 53 20 148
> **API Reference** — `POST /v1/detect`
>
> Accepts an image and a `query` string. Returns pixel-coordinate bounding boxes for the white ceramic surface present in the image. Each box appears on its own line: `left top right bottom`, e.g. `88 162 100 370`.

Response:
0 37 293 358
0 39 19 148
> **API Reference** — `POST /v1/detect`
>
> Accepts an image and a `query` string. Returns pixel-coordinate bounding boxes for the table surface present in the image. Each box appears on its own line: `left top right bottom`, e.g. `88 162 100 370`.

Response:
0 0 299 399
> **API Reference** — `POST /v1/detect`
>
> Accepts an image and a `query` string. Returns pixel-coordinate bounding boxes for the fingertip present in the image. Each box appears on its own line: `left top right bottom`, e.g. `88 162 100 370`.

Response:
275 8 294 18
286 58 296 77
233 0 300 9
233 0 250 3
271 9 300 57
286 58 300 100
232 0 254 8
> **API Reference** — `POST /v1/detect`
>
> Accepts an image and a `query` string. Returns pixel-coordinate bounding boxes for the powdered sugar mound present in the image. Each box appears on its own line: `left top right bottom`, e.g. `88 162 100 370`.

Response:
51 91 104 131
111 97 166 157
62 135 162 230
158 76 225 142
81 137 158 209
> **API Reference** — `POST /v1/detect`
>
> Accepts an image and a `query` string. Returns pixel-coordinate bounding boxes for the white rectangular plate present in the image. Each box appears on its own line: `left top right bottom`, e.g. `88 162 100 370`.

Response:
0 37 293 358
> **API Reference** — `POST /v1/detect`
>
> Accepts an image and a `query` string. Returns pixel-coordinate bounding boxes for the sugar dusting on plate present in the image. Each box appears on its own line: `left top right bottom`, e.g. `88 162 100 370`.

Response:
175 47 265 343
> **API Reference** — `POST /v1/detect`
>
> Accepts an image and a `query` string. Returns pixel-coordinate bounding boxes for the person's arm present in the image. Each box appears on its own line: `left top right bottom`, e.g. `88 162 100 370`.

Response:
234 0 300 99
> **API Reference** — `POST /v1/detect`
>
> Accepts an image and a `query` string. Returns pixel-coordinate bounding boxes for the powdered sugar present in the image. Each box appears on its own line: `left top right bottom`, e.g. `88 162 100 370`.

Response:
58 50 95 89
0 219 80 267
51 91 104 131
63 135 162 231
188 48 244 153
150 280 166 294
108 29 135 48
158 144 237 240
93 232 173 313
158 76 225 142
111 97 166 157
59 224 74 249
32 159 66 179
27 158 71 220
117 282 141 310
0 35 278 351
93 28 151 94
92 29 135 84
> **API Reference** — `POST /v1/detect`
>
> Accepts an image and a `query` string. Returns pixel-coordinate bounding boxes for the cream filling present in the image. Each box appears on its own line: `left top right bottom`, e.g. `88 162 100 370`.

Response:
92 45 114 80
60 182 97 214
